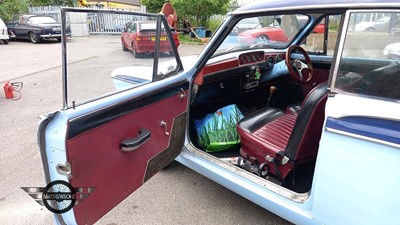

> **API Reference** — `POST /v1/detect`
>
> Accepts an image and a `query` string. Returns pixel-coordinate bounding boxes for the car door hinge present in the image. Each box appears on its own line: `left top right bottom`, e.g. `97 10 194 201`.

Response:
56 162 72 179
328 91 338 97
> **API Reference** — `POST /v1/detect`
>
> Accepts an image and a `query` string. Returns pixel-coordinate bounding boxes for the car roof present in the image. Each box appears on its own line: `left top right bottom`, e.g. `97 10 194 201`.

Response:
22 15 52 19
234 0 400 13
0 17 5 27
136 21 156 24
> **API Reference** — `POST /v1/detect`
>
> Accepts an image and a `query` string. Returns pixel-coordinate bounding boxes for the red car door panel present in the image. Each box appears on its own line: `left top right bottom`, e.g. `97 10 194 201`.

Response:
65 82 188 225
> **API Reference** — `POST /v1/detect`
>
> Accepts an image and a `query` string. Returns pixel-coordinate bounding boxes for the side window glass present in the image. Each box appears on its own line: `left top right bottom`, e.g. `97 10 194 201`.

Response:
132 23 136 32
63 10 180 107
335 11 400 100
304 15 341 55
13 16 19 23
126 23 132 32
20 17 27 24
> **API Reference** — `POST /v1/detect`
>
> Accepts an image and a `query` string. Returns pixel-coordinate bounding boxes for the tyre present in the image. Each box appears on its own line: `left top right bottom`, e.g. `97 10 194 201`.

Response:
132 43 142 58
56 37 62 42
121 39 128 51
255 35 269 45
3 40 9 44
29 32 40 44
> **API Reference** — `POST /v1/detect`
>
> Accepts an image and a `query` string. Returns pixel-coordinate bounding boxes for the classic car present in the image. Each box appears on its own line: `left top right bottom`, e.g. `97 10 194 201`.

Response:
121 20 180 58
0 17 9 44
6 15 69 43
235 17 262 32
384 42 400 59
39 1 400 225
238 15 325 45
354 13 399 32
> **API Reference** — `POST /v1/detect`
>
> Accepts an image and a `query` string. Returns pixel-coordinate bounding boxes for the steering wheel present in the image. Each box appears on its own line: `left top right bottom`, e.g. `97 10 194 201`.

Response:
285 45 313 83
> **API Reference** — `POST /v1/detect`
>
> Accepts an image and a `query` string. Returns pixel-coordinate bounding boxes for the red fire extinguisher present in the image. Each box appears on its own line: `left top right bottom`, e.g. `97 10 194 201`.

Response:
3 81 14 99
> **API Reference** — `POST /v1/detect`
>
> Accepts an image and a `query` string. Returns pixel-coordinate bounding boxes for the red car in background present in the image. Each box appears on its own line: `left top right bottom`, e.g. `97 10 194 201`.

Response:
121 20 180 58
239 15 325 45
239 26 289 44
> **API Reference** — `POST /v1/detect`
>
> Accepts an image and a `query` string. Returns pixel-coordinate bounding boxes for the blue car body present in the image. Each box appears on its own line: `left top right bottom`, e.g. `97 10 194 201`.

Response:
38 1 400 224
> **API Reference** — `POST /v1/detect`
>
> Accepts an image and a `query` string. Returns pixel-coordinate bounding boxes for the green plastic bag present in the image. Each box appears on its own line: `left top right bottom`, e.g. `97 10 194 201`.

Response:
194 104 244 152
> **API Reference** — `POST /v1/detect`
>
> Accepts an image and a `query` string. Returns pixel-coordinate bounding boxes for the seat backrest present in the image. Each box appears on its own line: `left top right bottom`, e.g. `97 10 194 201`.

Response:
360 62 400 99
285 82 329 162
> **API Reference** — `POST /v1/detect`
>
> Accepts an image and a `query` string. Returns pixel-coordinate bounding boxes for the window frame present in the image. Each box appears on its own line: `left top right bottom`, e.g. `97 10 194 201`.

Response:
330 9 400 102
60 8 183 109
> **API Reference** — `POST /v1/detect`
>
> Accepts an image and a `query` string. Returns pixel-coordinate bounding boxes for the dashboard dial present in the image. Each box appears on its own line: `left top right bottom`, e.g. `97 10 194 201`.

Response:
240 55 245 64
238 51 265 65
275 54 283 63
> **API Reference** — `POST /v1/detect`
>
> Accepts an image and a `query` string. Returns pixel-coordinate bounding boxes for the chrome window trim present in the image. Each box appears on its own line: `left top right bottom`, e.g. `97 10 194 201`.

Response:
326 127 400 149
329 10 351 90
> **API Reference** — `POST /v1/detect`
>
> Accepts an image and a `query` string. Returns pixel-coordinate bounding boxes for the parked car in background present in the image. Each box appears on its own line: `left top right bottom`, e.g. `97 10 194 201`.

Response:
384 42 400 59
235 17 262 32
354 16 393 32
121 20 180 58
0 17 9 44
6 15 70 43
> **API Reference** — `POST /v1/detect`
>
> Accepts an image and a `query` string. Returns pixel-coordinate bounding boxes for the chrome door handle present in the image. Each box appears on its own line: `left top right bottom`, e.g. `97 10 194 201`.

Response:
120 128 151 152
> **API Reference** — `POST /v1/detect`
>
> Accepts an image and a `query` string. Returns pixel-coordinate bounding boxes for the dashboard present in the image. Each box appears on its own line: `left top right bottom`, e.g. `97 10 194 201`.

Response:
191 51 288 105
193 51 287 87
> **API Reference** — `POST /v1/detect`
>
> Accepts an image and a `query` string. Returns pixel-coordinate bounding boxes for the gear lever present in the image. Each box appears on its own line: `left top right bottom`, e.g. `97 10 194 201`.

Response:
267 86 277 107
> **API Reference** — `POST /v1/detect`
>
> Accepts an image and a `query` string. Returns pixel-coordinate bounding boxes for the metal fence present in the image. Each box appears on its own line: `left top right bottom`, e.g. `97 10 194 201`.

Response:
86 12 141 35
28 5 146 35
28 5 63 23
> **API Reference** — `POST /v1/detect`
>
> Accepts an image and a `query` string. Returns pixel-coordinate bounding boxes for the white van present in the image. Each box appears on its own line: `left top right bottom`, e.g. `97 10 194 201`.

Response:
0 17 9 44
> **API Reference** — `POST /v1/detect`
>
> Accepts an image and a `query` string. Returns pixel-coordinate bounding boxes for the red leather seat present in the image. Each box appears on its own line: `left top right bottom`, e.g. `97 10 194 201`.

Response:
237 82 328 180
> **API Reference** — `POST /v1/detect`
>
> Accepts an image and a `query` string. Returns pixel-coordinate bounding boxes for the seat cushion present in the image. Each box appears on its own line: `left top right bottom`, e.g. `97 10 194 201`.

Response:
238 110 297 157
251 113 297 151
237 108 297 179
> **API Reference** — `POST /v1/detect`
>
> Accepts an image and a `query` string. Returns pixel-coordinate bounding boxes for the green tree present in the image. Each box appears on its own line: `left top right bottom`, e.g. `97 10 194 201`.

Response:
140 0 230 27
171 0 230 26
0 0 29 22
0 0 75 22
30 0 75 6
139 0 165 13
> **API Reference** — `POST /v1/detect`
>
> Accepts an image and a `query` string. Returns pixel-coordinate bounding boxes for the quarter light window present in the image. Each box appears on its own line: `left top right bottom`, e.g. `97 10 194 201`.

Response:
303 15 341 56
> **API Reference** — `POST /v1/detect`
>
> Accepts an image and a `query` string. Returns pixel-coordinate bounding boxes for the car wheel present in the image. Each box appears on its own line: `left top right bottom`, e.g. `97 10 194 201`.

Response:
56 37 62 42
29 32 40 44
255 35 269 45
3 40 9 44
366 27 376 31
132 43 141 58
121 39 128 51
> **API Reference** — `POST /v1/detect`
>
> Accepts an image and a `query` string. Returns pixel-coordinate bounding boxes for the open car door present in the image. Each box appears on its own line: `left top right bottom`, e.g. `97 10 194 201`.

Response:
38 8 187 224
